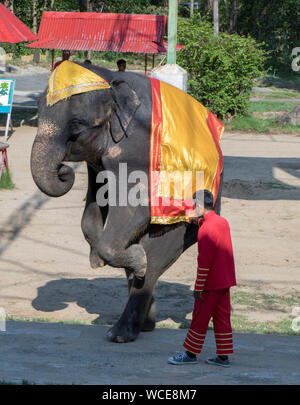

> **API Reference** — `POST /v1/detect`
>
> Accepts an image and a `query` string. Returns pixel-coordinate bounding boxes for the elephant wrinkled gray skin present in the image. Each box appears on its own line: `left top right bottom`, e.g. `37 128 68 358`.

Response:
31 63 223 343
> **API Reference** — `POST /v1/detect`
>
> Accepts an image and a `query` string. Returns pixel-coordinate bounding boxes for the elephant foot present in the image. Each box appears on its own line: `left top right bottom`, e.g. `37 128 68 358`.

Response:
107 323 139 343
141 318 155 332
89 248 105 269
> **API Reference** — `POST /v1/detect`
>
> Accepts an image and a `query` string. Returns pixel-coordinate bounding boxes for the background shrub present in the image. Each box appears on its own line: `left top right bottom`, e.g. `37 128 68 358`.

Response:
177 14 267 119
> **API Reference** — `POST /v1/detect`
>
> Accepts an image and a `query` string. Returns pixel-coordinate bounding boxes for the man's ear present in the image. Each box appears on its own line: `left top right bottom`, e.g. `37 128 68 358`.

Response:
109 80 141 143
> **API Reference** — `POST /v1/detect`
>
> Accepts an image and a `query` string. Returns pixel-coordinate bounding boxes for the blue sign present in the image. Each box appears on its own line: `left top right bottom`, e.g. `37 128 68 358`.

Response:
0 78 15 114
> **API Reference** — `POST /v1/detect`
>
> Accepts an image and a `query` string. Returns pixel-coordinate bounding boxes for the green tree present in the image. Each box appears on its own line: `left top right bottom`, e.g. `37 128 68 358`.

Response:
236 0 300 73
177 14 267 118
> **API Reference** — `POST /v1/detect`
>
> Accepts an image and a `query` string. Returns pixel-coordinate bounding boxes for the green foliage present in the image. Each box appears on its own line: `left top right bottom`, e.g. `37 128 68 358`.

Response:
249 101 297 113
0 170 14 190
0 170 15 190
228 115 273 132
1 0 298 76
177 14 267 119
1 42 32 57
5 0 168 30
236 0 300 74
0 82 9 96
99 0 167 14
227 113 300 134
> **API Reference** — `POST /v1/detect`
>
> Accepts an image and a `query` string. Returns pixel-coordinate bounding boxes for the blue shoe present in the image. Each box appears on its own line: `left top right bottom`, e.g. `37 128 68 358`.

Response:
168 351 197 365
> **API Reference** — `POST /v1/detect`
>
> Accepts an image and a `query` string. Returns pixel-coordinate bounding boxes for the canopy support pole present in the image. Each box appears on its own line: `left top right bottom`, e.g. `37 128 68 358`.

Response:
145 54 148 76
51 49 54 71
167 0 178 65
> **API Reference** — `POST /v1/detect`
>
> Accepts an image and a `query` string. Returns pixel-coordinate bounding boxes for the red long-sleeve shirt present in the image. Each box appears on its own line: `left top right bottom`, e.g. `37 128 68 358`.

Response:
194 211 236 292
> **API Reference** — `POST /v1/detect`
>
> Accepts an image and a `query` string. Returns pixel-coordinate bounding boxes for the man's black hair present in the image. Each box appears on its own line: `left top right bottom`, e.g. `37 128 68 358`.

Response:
117 59 126 65
193 190 214 210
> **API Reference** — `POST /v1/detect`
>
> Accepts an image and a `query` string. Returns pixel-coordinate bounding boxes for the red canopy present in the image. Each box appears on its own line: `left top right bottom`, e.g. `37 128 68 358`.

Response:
26 12 183 54
0 3 37 43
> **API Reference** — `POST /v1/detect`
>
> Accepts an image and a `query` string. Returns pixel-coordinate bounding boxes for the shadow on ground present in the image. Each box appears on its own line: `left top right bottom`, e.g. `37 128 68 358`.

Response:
31 277 194 327
223 156 300 200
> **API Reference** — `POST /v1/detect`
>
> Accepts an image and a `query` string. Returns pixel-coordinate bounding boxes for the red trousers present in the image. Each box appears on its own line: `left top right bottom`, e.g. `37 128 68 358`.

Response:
183 288 234 356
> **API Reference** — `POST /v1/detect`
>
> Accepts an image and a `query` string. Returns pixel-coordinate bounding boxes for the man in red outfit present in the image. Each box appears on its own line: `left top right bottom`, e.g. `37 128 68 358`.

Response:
53 50 71 71
168 190 236 367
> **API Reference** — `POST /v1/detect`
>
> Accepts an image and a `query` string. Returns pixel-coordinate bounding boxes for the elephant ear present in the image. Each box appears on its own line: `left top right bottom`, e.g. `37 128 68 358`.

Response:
109 80 141 143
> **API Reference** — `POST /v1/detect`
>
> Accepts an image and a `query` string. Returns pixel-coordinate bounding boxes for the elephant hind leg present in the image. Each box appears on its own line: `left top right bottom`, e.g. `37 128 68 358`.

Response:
124 269 156 332
81 201 106 268
141 295 156 332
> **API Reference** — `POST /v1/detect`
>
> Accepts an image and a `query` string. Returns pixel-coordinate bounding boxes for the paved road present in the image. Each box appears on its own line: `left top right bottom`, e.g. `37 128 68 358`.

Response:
0 67 49 108
0 321 299 385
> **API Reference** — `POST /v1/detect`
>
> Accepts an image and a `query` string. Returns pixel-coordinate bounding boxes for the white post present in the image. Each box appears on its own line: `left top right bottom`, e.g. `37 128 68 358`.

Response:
190 0 194 16
4 112 11 141
213 0 219 36
0 307 6 332
0 47 6 74
4 80 15 141
151 0 188 92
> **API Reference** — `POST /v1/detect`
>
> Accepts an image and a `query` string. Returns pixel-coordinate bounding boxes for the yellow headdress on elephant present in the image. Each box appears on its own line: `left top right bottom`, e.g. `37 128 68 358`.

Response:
47 61 110 106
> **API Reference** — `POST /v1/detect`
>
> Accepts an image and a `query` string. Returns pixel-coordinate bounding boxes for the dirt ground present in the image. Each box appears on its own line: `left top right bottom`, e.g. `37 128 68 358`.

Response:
1 126 299 323
0 126 299 384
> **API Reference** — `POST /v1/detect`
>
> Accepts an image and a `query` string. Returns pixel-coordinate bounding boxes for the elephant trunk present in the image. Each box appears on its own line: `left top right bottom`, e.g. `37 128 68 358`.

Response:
30 124 75 197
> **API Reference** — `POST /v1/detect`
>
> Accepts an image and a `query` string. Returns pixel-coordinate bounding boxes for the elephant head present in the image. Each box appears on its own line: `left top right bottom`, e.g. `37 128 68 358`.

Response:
31 65 141 198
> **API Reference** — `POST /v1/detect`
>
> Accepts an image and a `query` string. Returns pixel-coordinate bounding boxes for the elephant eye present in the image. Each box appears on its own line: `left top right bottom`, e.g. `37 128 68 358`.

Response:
69 133 78 142
69 119 89 136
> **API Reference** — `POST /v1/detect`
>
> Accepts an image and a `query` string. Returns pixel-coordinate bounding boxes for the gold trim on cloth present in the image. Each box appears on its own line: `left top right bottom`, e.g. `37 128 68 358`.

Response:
47 61 110 106
150 215 193 224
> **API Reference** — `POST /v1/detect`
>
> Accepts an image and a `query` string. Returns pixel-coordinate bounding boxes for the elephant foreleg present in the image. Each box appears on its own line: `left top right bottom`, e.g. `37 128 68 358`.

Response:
96 205 149 279
106 222 198 343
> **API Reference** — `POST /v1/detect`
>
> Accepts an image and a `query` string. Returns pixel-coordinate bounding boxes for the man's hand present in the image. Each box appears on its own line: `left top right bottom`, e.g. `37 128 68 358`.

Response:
193 290 203 300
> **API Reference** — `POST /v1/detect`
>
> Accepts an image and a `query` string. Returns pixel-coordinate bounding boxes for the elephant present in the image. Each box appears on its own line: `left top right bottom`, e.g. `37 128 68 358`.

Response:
31 62 223 343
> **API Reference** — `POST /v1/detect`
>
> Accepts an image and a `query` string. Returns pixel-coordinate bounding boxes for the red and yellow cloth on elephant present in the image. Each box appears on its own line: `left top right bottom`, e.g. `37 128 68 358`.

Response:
45 61 223 226
149 78 223 225
47 60 110 106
